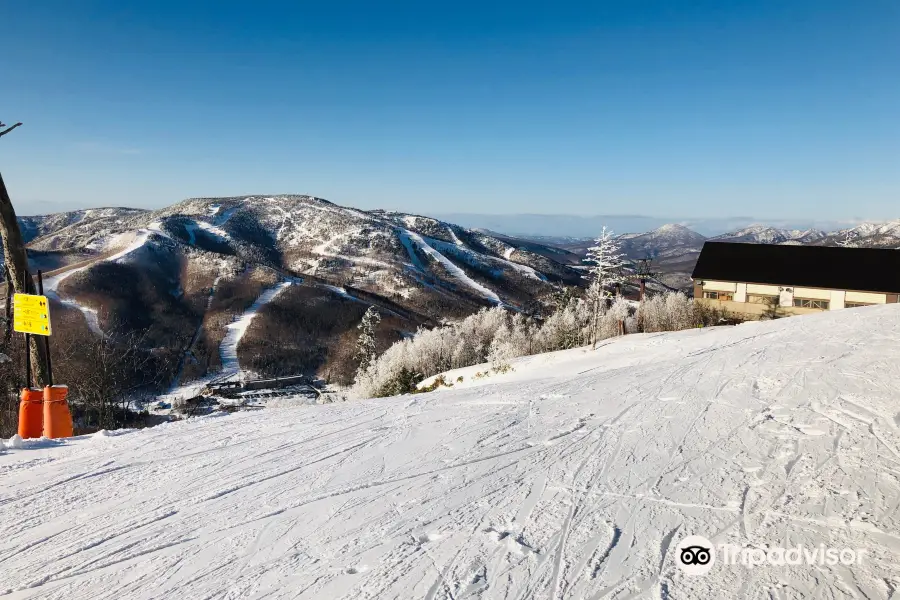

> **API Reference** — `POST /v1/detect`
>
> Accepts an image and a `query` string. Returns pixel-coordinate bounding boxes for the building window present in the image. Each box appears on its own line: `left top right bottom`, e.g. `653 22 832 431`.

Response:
747 294 777 304
793 298 829 310
703 291 733 301
845 302 872 309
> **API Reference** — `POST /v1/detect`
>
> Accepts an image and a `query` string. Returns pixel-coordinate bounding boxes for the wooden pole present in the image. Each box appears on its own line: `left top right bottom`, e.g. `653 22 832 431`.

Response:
1 172 50 387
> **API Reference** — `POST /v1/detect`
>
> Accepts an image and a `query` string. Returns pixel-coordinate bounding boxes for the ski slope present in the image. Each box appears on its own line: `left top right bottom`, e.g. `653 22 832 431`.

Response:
399 229 502 304
2 306 900 599
219 280 294 377
41 229 157 337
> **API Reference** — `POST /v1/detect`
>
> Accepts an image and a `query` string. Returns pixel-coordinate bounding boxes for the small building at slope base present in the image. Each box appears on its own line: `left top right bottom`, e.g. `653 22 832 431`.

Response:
691 242 900 319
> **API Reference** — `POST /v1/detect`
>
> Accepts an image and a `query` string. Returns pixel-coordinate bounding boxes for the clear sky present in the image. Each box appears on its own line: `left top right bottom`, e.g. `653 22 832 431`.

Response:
1 0 897 220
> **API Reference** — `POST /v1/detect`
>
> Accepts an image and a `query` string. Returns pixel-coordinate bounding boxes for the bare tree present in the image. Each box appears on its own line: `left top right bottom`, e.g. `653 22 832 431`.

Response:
0 121 50 387
0 122 23 140
56 325 168 430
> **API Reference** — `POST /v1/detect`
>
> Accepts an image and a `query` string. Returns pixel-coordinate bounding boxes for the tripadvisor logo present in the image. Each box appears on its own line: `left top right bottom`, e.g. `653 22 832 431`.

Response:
674 535 867 576
675 535 716 576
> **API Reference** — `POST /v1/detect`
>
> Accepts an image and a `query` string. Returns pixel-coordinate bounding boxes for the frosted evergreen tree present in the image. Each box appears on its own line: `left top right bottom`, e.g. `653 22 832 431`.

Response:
354 306 382 382
583 226 626 347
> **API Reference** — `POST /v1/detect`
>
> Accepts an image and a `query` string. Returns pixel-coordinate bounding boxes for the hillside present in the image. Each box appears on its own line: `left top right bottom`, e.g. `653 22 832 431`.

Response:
14 196 582 390
2 305 899 598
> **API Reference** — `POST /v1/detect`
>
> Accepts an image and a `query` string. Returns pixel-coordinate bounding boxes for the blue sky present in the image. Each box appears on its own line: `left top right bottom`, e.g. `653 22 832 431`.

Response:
1 0 897 220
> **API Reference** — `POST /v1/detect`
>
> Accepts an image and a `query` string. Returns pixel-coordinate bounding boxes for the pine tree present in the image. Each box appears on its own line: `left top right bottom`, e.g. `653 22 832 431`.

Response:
354 306 381 381
583 226 626 348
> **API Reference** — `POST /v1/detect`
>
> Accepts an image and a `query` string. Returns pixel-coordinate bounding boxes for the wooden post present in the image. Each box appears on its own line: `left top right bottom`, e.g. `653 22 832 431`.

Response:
0 172 50 387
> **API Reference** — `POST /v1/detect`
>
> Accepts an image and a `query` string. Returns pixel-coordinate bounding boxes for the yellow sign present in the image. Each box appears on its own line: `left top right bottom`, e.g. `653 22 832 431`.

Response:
13 293 52 336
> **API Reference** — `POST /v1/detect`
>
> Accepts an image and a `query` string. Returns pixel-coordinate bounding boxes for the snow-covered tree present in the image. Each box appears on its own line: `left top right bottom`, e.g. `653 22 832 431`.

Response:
583 226 626 347
353 292 718 399
354 306 381 381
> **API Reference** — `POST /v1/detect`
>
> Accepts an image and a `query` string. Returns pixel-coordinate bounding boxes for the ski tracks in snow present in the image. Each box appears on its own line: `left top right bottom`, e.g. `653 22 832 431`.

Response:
2 307 900 598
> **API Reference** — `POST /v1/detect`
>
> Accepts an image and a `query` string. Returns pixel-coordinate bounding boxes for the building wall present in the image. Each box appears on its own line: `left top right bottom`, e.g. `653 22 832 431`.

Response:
793 287 832 300
693 278 894 319
831 290 846 310
746 283 781 296
700 298 825 318
701 280 737 293
846 291 887 304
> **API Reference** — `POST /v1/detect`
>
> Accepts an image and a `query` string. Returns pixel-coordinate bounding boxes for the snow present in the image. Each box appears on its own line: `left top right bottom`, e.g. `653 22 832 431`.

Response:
40 229 158 336
2 305 899 598
167 274 225 393
219 280 294 379
321 284 365 304
58 300 104 337
319 285 406 319
164 277 298 403
43 229 153 294
448 228 465 246
399 229 502 304
183 219 232 245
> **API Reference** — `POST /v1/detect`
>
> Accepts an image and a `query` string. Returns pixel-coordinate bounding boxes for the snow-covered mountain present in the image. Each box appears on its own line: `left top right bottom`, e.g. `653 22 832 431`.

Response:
24 196 581 298
17 195 582 389
18 207 148 245
617 223 708 258
3 304 899 598
710 225 827 245
819 220 900 248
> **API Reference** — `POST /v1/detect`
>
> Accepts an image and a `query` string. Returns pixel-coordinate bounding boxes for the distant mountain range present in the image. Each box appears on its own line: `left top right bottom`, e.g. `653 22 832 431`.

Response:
434 213 863 238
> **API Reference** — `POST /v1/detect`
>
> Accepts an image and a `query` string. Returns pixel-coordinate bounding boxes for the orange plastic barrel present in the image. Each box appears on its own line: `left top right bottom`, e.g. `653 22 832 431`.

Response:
43 385 73 439
17 388 44 439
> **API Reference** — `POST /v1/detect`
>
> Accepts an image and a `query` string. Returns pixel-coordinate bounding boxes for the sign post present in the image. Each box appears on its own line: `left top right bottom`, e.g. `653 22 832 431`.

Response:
37 271 53 387
13 272 70 438
13 292 51 336
14 288 51 438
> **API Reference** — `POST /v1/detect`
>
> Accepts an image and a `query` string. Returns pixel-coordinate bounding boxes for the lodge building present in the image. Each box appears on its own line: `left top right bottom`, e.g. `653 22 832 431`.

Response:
691 242 900 318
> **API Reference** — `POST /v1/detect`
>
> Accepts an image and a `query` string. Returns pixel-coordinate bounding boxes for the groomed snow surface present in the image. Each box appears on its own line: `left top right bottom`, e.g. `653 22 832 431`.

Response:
3 306 900 599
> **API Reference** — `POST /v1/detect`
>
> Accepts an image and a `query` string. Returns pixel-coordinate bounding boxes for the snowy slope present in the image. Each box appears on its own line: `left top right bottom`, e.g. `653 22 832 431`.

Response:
218 280 296 378
2 305 900 599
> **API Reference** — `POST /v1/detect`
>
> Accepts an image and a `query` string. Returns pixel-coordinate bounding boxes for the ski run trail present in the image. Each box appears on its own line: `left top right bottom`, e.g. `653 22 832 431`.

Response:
218 280 294 377
399 230 502 305
42 229 155 336
3 305 900 599
164 279 295 399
